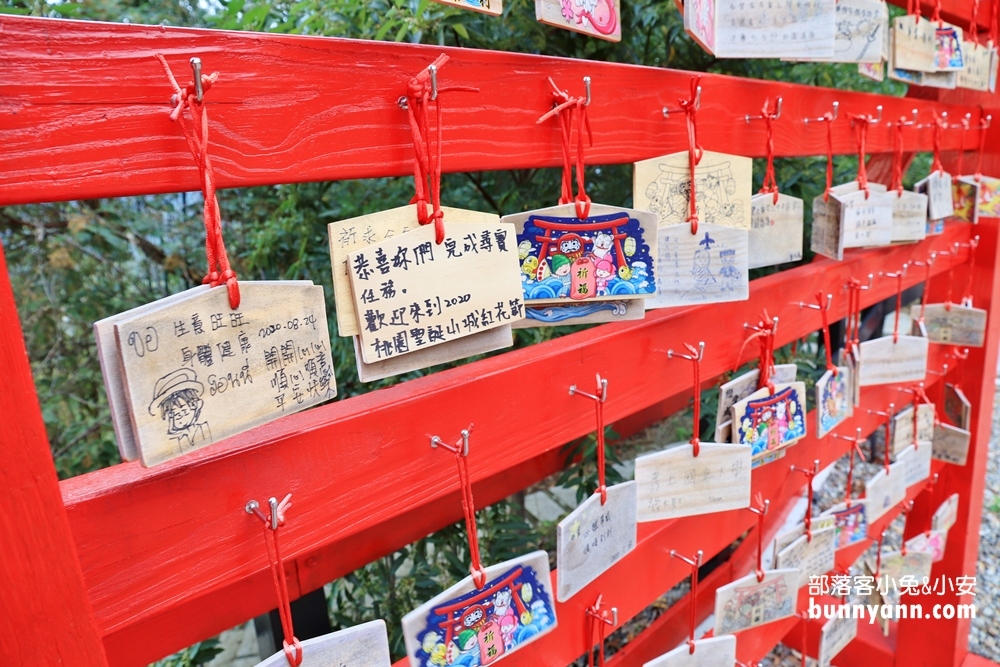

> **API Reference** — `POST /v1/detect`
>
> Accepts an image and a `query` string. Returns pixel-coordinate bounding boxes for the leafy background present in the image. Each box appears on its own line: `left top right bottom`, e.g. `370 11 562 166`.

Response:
0 0 933 663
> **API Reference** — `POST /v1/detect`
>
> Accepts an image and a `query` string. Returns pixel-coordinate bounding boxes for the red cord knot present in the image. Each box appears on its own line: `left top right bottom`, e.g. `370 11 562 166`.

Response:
282 639 303 667
471 566 488 590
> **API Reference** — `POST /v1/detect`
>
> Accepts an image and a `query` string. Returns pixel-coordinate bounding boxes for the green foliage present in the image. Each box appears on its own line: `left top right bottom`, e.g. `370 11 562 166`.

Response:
556 426 625 503
150 639 223 667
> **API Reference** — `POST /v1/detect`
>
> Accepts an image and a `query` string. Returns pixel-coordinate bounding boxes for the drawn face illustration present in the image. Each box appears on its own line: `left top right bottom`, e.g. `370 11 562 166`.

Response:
594 231 613 251
559 237 582 254
163 392 203 434
462 605 486 629
494 589 512 613
694 250 710 269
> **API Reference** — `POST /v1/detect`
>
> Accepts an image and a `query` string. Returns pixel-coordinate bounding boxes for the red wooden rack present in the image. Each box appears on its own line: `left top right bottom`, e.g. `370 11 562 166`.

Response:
2 9 999 667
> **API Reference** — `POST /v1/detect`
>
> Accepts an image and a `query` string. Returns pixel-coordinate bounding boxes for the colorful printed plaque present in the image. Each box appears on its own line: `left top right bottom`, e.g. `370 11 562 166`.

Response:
504 203 657 305
402 551 557 667
535 0 622 41
816 367 852 438
715 569 798 634
821 501 869 550
731 382 808 462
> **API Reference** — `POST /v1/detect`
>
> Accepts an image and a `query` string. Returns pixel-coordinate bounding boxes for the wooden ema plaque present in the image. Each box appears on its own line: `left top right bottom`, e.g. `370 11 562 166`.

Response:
504 203 658 306
774 525 836 588
714 569 798 634
932 493 960 531
959 43 994 91
819 615 858 667
944 383 972 430
811 183 894 260
910 303 987 346
715 364 797 439
556 481 637 602
346 222 523 364
402 551 557 667
535 0 622 41
857 335 928 386
869 549 933 606
890 190 929 243
646 223 749 309
893 16 937 72
952 176 981 223
791 0 887 63
932 422 971 465
897 442 933 487
905 529 948 562
95 284 210 462
328 204 499 338
634 442 751 522
255 620 391 667
643 635 736 666
816 366 852 438
748 193 804 269
633 150 752 229
731 381 808 464
891 403 935 455
713 0 836 58
109 282 336 467
915 171 956 221
864 462 907 522
431 0 502 15
821 500 869 550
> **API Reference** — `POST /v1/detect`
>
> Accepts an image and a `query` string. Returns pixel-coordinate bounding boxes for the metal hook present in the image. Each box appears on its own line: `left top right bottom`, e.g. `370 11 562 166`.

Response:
980 114 993 129
667 341 705 361
431 428 471 457
804 100 839 123
746 97 782 123
879 263 909 279
190 57 203 102
583 76 592 107
663 83 701 117
569 374 608 403
796 293 832 310
428 64 439 101
743 316 779 336
851 105 883 126
245 493 292 531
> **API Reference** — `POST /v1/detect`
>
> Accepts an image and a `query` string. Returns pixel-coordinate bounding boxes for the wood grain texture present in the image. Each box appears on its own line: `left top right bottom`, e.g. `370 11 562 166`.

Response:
58 226 967 665
0 241 109 666
1 15 996 207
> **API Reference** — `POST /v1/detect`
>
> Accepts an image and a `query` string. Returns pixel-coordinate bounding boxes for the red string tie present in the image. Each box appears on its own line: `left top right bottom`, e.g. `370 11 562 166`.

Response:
247 495 302 667
405 55 479 244
156 54 240 309
681 76 704 234
538 78 593 220
432 428 487 588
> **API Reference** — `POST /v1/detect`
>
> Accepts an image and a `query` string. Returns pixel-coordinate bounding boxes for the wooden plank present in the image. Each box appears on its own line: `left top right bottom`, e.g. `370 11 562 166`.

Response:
0 241 109 666
0 15 995 207
57 226 966 665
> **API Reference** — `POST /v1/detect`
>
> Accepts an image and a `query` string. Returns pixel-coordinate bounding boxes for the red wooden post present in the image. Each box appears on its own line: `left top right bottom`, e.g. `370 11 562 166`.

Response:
895 219 1000 667
0 241 109 666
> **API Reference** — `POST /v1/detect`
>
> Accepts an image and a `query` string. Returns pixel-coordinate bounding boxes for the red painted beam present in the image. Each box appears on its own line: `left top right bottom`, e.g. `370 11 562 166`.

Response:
55 225 969 665
2 15 997 206
0 241 109 666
